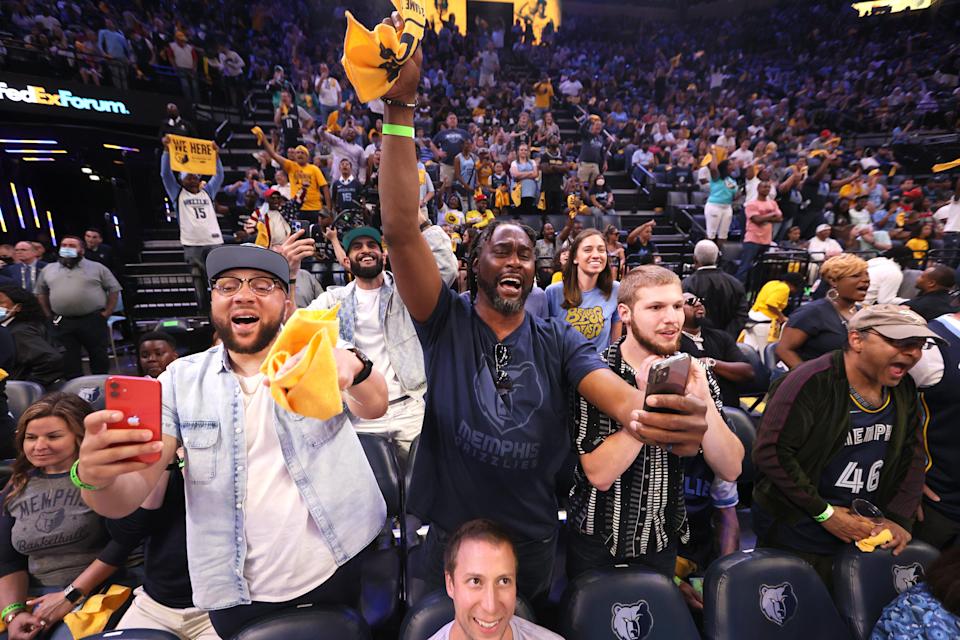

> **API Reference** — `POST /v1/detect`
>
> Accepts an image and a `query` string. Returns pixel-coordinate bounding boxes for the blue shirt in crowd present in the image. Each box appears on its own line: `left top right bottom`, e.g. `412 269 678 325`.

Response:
545 281 621 351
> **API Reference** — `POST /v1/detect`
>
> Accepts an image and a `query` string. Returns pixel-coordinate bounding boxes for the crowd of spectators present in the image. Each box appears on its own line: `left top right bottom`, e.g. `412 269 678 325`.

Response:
1 0 960 638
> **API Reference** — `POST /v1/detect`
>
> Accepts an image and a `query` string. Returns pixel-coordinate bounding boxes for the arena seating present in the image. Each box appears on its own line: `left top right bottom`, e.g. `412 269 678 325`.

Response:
85 630 181 640
5 380 45 423
558 566 700 639
703 549 850 640
231 605 371 640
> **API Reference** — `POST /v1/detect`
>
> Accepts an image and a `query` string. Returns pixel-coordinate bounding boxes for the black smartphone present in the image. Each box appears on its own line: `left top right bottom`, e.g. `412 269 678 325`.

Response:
643 352 691 413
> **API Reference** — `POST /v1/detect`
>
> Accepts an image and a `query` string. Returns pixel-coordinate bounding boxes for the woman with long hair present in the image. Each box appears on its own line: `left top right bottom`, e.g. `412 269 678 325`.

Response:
509 143 540 216
545 229 622 350
776 253 870 368
0 285 64 387
0 394 129 639
603 225 626 281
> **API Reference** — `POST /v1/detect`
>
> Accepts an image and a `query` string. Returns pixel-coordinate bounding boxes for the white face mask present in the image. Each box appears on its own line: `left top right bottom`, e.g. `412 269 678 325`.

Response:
0 307 8 321
596 179 605 187
59 247 79 259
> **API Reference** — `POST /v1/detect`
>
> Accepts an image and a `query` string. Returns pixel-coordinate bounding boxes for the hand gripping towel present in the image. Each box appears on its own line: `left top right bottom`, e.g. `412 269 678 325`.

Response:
342 0 427 104
261 307 344 421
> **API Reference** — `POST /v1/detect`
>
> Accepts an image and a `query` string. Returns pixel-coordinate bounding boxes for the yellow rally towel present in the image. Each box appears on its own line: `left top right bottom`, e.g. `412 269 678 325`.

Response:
167 134 217 175
326 110 341 134
808 149 828 158
261 307 343 421
855 528 893 553
341 0 427 104
251 126 265 145
494 187 511 209
933 157 960 173
63 584 131 639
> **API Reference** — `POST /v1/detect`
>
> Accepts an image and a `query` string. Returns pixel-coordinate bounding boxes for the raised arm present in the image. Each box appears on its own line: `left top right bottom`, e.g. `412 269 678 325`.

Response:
376 15 440 323
159 146 181 204
206 151 225 195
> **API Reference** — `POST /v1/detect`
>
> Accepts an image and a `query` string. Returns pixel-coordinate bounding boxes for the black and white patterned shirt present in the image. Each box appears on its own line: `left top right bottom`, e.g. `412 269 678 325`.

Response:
567 339 693 559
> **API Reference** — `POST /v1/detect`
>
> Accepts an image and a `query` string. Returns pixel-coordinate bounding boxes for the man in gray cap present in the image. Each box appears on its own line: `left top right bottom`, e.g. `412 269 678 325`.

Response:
753 304 940 583
75 238 390 638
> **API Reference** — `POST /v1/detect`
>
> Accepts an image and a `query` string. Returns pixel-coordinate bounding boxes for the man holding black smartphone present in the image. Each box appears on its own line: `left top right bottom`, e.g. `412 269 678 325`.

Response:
73 239 390 638
372 18 710 606
566 265 742 581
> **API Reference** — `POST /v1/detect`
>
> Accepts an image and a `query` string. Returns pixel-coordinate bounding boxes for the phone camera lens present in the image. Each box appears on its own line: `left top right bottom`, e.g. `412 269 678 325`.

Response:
109 382 120 389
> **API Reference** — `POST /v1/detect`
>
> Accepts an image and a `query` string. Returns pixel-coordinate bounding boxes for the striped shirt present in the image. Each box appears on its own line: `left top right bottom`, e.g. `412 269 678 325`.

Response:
567 340 691 559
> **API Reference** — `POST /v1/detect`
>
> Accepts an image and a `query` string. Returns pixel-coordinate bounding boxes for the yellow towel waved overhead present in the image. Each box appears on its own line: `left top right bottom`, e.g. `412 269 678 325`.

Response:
261 307 344 421
342 0 427 104
933 157 960 173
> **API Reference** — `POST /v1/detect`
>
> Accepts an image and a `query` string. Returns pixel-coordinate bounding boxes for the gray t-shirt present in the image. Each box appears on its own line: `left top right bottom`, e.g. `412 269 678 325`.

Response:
35 259 122 316
5 472 111 587
428 617 563 640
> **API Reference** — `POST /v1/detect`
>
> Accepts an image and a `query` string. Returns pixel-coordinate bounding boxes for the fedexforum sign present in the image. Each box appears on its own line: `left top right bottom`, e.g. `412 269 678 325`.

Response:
0 72 180 127
0 81 131 115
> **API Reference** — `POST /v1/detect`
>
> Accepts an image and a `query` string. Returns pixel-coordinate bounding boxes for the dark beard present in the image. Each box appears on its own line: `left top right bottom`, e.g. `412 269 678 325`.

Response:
349 256 384 279
478 272 531 315
59 257 81 269
211 314 282 355
628 320 680 356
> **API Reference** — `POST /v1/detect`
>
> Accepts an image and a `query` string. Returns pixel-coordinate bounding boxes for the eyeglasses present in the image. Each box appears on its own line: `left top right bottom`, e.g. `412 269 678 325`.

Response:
863 329 934 351
684 296 704 307
211 276 283 297
493 342 512 393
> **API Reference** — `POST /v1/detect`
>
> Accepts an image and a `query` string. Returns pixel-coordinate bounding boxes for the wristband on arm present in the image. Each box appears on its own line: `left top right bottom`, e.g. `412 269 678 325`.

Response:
814 504 835 523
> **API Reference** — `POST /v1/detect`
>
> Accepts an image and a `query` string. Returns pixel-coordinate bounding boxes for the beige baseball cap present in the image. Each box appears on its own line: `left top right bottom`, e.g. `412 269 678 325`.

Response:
848 304 945 343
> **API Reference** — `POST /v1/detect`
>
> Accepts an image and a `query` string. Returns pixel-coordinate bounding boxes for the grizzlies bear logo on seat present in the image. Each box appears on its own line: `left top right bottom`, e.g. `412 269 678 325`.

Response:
759 582 798 626
892 563 924 593
611 600 653 640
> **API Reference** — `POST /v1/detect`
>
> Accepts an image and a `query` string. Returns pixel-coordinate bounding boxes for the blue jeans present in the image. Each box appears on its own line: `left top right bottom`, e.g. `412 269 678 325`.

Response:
734 242 769 284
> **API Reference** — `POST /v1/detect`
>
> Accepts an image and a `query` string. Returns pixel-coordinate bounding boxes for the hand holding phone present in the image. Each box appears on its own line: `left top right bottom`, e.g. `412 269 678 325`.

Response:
105 376 162 464
642 352 691 414
628 353 709 456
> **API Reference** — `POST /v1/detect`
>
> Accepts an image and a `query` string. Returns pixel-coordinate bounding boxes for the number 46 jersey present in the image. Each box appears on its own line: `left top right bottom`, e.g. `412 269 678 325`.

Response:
817 392 895 505
178 188 224 247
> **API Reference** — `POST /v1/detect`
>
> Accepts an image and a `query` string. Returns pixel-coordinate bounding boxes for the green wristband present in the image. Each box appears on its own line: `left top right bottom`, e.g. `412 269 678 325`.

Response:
382 123 415 138
2 603 25 619
814 504 835 523
70 460 100 491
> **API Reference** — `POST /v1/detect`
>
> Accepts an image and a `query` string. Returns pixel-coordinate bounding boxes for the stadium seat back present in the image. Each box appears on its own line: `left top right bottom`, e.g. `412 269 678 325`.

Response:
83 630 180 640
232 605 371 640
735 343 770 395
723 406 756 485
58 375 111 410
399 588 536 640
832 541 940 640
358 433 401 516
558 566 699 639
704 549 850 640
5 380 45 423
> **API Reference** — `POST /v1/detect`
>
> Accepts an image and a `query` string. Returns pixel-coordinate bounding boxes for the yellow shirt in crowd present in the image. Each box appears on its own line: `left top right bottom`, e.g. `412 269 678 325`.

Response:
534 81 554 109
282 158 328 211
751 280 790 320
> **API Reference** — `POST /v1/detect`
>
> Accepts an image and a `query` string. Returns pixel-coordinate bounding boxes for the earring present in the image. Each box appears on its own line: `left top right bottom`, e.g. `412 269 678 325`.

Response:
827 287 839 301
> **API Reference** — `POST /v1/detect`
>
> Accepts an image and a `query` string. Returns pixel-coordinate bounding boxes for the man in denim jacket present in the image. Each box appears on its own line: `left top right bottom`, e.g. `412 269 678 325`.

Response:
75 240 389 638
308 223 457 466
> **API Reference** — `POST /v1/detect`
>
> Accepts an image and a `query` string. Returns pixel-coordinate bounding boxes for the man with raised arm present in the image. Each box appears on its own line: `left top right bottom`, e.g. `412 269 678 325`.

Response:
374 12 709 605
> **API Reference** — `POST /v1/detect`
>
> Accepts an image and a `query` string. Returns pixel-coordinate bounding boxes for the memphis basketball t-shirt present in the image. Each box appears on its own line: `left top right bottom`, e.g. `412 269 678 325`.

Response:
411 286 605 541
544 282 620 351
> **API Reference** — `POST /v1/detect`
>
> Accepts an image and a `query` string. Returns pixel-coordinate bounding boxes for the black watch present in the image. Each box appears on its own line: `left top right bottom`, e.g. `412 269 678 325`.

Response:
63 584 84 604
349 348 373 387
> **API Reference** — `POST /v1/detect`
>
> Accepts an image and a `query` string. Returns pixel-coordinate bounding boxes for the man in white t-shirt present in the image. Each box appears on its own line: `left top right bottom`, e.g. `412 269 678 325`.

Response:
76 242 389 639
934 179 960 250
308 226 456 464
315 64 342 124
806 224 843 261
428 519 563 640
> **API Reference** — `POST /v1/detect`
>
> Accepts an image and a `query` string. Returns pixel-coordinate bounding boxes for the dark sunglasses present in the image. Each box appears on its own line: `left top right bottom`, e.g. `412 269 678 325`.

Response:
863 329 934 351
684 296 705 307
493 342 512 393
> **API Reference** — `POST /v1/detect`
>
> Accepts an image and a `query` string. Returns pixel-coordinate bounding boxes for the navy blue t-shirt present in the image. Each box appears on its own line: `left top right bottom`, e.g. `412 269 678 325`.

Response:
784 298 849 362
755 393 894 554
412 286 606 541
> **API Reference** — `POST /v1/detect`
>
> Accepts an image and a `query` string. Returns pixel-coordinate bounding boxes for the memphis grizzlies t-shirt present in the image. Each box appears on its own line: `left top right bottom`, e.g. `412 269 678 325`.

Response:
412 286 605 541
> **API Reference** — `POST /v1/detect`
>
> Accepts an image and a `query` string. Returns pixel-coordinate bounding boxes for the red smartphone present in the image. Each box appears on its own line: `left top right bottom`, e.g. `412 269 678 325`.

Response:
105 375 162 464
